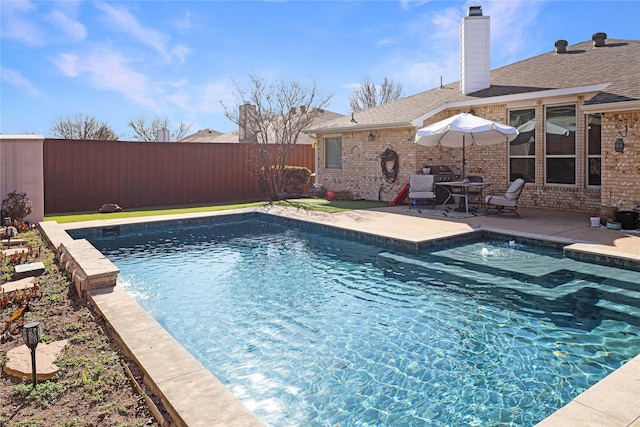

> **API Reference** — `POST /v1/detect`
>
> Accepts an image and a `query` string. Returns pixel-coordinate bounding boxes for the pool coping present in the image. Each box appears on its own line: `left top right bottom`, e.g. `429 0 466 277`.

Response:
39 206 640 426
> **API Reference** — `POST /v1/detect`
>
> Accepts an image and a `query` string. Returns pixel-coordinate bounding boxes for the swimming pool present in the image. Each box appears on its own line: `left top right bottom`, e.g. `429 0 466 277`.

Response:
71 215 640 426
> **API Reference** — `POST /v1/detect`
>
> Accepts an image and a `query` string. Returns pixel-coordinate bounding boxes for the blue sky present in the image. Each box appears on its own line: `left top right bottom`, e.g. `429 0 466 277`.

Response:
2 0 639 138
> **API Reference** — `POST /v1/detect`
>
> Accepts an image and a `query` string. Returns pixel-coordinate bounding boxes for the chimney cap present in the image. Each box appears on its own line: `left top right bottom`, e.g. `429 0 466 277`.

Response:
467 6 483 17
554 39 568 54
592 32 607 47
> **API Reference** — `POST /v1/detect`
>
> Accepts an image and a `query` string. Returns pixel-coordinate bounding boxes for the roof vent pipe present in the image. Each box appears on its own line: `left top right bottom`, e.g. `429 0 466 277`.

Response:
554 39 568 54
592 32 607 47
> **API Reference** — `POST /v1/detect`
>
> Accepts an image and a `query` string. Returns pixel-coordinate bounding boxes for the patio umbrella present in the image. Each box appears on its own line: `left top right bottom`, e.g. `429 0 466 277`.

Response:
516 118 571 137
414 113 519 179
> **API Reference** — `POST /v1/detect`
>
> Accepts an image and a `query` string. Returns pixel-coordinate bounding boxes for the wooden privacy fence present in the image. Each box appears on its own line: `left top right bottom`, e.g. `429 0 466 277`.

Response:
43 139 315 214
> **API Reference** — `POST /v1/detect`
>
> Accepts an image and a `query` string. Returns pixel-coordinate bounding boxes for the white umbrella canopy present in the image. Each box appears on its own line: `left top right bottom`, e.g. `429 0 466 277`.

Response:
516 118 571 136
415 113 519 178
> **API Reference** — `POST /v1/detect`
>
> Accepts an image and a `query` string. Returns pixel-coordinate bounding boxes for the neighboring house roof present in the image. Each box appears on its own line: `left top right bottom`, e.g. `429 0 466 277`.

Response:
180 110 344 144
178 128 223 142
307 38 640 133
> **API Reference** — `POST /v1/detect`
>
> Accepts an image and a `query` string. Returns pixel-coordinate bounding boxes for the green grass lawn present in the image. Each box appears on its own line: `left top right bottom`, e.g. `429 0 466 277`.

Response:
44 199 390 223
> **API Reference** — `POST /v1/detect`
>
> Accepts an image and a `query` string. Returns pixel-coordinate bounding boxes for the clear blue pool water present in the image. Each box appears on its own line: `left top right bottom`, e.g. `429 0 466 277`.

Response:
72 216 640 426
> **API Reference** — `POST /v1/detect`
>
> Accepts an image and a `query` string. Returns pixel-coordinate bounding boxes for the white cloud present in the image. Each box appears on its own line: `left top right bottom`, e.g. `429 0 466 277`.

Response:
172 44 192 65
377 38 396 46
52 48 157 109
376 3 463 93
398 0 433 12
189 80 236 115
0 66 44 97
172 10 195 32
94 2 190 64
165 91 191 110
403 57 458 91
49 10 87 41
170 79 189 88
53 53 80 77
0 0 45 46
375 0 545 94
483 0 543 60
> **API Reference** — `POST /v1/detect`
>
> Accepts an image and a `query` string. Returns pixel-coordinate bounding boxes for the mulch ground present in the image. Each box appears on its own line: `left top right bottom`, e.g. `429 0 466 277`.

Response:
1 229 169 427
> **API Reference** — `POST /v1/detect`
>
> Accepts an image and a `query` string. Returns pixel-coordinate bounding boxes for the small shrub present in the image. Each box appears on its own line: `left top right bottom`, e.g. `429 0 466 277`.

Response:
12 381 68 408
283 166 311 188
70 332 94 344
13 419 42 426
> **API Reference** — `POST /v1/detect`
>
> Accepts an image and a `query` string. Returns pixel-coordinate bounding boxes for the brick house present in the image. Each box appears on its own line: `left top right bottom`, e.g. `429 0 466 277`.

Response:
307 7 640 215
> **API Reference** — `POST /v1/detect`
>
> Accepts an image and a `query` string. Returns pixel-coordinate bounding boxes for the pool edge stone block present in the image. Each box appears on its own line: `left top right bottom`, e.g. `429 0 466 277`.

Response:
38 221 75 257
59 239 119 294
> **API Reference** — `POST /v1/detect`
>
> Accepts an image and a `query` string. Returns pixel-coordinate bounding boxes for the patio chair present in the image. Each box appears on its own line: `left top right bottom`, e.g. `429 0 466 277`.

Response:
408 174 436 209
485 178 525 218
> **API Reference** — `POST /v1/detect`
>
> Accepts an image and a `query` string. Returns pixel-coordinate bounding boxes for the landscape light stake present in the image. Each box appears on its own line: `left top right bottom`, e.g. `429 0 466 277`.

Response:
22 321 42 389
3 217 12 248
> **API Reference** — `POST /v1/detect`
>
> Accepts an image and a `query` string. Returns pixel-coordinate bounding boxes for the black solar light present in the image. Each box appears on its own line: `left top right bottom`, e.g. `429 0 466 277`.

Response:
22 321 42 388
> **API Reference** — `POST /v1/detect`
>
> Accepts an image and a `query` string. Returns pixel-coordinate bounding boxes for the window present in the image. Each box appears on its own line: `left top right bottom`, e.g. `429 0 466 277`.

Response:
325 136 342 169
508 108 536 182
545 105 576 185
587 114 601 186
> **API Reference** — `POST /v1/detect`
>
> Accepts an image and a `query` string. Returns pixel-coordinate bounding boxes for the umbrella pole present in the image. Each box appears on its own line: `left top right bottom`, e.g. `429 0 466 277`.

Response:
462 134 466 180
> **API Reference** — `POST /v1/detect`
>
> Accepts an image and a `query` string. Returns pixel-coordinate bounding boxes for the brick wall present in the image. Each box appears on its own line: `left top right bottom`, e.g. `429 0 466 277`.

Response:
601 111 640 212
317 128 417 201
315 106 640 213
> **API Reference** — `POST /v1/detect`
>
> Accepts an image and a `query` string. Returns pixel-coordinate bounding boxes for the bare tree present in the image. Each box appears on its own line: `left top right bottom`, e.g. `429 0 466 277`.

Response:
349 77 404 112
222 74 332 200
50 113 119 140
127 116 191 142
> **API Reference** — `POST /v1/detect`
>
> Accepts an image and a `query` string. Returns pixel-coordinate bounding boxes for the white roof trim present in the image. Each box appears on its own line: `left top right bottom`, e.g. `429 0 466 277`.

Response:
304 121 413 134
410 83 610 127
582 99 640 113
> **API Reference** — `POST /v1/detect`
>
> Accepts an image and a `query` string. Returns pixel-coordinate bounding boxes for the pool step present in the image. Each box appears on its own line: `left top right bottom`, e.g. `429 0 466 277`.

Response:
377 252 640 319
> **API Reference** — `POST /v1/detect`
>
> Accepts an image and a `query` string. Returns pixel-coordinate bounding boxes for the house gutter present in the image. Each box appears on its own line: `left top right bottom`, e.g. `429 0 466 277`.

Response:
306 83 613 135
582 99 640 113
410 83 610 127
303 122 413 134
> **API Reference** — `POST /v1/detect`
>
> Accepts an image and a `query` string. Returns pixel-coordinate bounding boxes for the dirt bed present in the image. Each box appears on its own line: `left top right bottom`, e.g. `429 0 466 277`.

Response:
1 229 168 426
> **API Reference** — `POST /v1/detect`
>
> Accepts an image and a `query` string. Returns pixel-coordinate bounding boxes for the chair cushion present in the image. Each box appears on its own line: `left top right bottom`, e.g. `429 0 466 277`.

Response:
409 191 435 199
485 195 517 207
504 178 525 200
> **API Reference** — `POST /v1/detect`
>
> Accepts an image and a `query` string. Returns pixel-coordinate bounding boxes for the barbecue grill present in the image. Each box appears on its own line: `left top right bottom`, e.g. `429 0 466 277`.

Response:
423 165 460 203
423 165 458 182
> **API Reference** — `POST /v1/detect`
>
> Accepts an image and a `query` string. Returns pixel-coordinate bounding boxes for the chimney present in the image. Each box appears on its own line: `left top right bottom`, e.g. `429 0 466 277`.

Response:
555 39 568 54
460 6 490 95
238 102 257 142
592 32 607 47
157 129 169 142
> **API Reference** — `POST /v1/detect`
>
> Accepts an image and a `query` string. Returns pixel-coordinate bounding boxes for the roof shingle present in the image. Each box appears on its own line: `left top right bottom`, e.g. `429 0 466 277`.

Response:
308 38 640 132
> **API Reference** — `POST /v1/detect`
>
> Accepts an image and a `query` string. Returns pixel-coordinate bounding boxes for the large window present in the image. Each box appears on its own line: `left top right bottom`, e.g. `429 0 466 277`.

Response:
508 108 536 182
545 105 576 185
587 114 601 186
325 136 342 169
